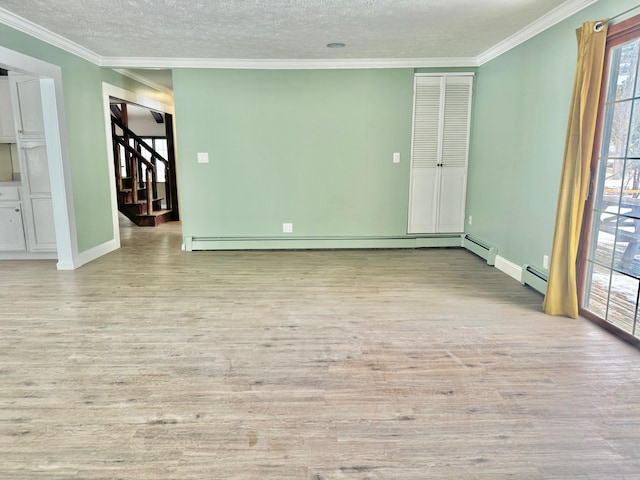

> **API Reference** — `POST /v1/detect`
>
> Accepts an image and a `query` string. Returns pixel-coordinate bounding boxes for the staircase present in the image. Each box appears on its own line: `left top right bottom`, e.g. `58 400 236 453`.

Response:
111 109 178 227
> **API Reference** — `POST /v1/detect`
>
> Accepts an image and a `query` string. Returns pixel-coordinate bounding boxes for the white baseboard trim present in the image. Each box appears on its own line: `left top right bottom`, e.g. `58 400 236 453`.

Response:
187 235 463 251
0 251 57 261
71 238 118 269
56 259 76 270
495 255 523 282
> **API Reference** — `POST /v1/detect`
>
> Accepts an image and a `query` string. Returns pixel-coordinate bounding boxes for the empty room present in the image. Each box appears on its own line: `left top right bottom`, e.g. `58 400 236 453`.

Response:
1 0 640 478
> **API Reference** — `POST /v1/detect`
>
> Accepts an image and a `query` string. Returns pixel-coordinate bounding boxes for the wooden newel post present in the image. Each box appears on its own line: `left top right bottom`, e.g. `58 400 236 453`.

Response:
112 123 123 192
131 156 139 204
165 113 179 219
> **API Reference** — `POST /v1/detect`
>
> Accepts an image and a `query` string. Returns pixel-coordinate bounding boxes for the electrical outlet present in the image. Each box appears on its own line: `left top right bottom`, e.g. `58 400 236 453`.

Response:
468 215 473 225
543 255 550 270
197 152 209 163
283 223 293 233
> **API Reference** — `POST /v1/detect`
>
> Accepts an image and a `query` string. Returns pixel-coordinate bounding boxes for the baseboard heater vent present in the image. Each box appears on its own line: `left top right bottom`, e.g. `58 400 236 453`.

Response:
462 234 497 265
522 264 548 295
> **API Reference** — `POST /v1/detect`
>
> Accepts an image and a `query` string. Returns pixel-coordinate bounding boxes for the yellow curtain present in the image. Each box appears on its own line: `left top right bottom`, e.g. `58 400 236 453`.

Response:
543 21 608 318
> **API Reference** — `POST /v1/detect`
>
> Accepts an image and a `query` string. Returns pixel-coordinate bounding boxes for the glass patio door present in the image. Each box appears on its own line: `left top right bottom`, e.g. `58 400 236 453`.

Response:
582 21 640 341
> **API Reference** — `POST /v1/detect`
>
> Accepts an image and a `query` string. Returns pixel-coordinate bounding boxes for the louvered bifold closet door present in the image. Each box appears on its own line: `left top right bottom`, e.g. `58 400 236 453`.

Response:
408 74 473 234
407 75 443 234
437 75 472 233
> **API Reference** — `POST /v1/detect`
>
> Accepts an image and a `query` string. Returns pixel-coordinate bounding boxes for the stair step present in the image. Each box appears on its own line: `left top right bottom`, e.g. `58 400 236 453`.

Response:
120 209 175 227
118 187 149 203
120 198 163 215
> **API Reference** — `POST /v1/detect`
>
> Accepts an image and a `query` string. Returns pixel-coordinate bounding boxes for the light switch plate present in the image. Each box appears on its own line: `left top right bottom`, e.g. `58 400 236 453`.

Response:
197 152 209 163
393 152 400 163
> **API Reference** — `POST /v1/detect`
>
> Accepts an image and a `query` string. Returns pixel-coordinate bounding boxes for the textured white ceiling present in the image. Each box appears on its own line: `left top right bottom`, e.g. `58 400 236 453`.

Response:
0 0 574 60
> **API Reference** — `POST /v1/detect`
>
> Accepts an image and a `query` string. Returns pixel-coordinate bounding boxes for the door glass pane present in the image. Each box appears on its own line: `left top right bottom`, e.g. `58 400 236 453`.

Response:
591 210 617 268
602 158 626 211
585 263 611 319
634 38 640 96
606 271 638 334
629 100 640 157
607 100 632 156
612 214 640 276
615 39 639 101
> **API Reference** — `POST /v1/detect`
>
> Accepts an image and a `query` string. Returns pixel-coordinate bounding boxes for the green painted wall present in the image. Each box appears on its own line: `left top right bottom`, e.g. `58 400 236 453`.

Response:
467 0 640 270
173 69 414 240
0 23 112 252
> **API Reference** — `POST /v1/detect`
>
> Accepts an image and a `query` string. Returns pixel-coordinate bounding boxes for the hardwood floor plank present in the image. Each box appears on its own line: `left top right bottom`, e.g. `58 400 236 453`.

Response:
1 219 639 478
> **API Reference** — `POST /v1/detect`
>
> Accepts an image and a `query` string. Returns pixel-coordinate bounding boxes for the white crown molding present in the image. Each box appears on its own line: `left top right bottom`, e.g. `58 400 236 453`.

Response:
112 68 174 95
101 56 480 70
476 0 599 65
0 0 600 71
0 6 101 65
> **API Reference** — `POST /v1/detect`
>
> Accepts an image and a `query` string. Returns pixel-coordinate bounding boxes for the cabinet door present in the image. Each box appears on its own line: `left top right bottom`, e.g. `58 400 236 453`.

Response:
0 78 16 142
437 166 467 233
408 76 442 234
12 77 45 138
19 141 55 251
0 203 26 251
408 167 438 234
437 76 472 233
10 75 56 252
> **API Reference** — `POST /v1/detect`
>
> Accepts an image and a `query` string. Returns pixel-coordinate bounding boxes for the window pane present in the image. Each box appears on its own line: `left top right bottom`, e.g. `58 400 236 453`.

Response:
601 158 626 213
606 271 638 334
155 139 168 155
157 162 166 183
612 215 640 277
591 211 617 268
613 39 640 101
584 263 611 319
634 38 640 98
607 100 632 156
629 100 640 157
623 159 640 192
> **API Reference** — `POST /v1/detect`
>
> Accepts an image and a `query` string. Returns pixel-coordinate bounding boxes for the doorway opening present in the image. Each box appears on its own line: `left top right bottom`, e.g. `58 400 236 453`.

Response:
101 82 180 250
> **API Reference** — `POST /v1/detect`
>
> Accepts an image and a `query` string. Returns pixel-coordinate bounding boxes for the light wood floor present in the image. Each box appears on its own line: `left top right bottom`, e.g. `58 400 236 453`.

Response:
2 219 640 479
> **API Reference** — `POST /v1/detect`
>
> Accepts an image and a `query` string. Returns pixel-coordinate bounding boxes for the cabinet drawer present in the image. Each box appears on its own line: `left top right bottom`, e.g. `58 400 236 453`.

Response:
0 186 20 201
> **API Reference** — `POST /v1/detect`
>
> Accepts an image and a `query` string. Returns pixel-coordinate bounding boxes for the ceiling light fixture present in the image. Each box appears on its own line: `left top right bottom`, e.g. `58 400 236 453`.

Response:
326 42 346 48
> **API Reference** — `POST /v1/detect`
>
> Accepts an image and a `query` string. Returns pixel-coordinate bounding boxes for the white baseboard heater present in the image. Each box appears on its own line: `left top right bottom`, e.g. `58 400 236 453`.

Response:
462 234 497 265
521 264 548 295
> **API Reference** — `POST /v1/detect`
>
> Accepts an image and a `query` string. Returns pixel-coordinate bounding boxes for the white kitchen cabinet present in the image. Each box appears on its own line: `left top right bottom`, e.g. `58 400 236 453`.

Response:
0 78 16 142
10 74 56 252
408 74 473 234
0 185 25 251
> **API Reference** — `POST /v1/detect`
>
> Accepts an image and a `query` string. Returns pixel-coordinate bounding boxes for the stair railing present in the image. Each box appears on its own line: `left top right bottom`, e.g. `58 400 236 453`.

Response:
111 115 174 213
112 134 157 215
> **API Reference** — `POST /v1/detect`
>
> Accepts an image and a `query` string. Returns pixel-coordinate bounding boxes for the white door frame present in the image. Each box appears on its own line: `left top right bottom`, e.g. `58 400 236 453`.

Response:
101 82 175 248
0 46 77 269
